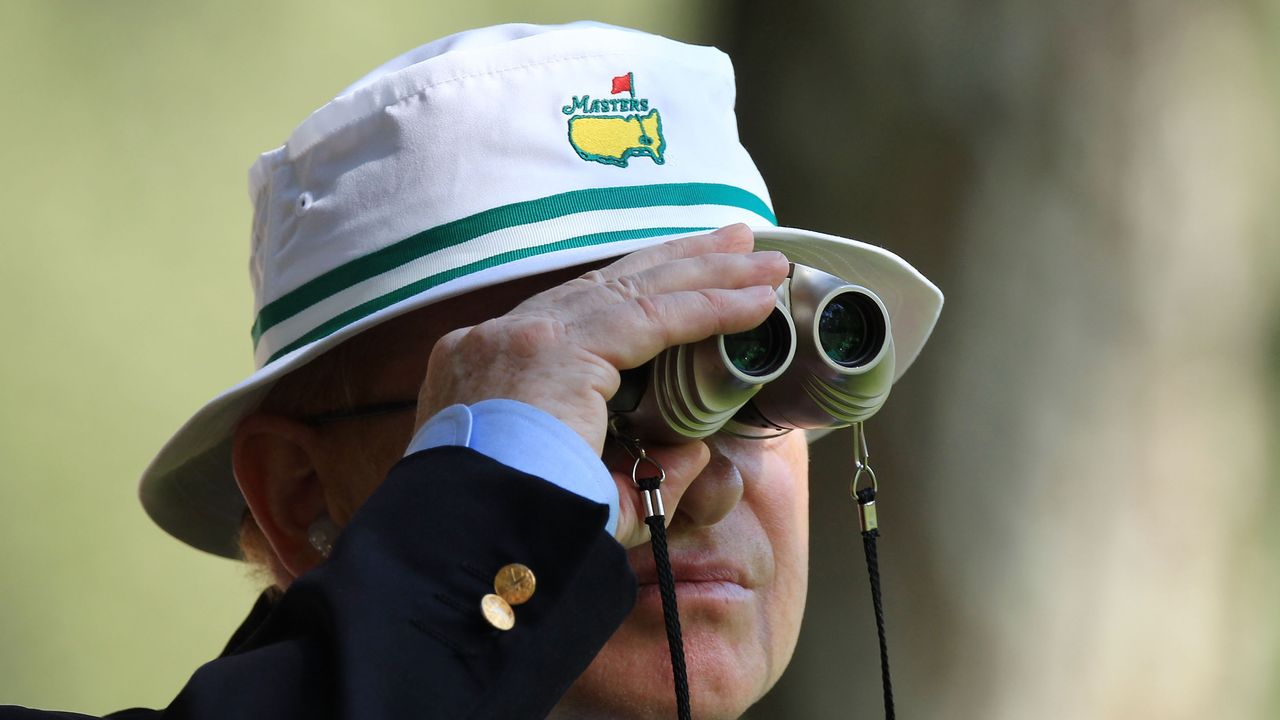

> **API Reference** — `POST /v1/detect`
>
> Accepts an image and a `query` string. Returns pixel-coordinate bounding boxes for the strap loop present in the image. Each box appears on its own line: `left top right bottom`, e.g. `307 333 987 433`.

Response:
851 422 894 719
610 424 691 719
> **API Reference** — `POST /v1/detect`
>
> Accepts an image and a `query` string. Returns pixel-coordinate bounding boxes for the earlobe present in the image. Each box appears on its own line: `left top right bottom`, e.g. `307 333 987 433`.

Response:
307 516 339 558
232 413 332 580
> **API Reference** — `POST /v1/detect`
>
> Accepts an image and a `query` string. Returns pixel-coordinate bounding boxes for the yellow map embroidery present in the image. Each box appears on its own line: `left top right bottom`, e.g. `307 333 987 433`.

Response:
567 110 665 167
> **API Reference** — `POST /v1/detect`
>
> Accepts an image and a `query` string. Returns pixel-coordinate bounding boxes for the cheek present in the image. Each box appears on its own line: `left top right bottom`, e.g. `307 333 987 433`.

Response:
747 434 810 671
731 432 810 587
750 433 809 534
320 418 416 524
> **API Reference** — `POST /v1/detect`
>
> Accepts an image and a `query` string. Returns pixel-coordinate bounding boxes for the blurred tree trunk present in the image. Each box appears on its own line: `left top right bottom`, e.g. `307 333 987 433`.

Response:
718 1 1280 718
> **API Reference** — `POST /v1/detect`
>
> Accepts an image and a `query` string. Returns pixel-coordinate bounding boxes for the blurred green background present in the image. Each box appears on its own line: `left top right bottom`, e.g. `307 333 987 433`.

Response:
1 1 1277 718
0 0 714 712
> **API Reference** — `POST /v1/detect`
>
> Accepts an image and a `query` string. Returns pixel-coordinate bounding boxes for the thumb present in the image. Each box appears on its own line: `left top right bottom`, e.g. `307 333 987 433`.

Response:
609 440 710 548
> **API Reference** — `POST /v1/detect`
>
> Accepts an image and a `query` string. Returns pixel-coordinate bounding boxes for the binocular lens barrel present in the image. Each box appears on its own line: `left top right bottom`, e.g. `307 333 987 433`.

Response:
818 292 887 368
723 308 793 377
607 305 797 443
609 263 895 442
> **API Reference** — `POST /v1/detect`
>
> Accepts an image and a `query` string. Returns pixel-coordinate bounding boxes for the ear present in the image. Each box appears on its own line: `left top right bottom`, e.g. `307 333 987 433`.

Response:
232 413 331 581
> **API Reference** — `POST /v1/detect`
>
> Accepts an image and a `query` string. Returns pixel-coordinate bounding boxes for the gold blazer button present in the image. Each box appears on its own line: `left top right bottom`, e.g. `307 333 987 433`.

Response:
494 563 536 606
480 593 515 631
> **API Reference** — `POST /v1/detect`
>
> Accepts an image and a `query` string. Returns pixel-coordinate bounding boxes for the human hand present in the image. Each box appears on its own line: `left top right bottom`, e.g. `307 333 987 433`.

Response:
414 224 788 546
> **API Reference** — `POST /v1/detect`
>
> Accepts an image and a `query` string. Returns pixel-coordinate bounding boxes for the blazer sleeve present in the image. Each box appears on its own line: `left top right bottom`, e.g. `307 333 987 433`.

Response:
3 446 637 720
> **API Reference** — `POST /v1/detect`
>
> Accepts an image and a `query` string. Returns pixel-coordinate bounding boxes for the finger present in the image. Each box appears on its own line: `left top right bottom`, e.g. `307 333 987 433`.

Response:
585 223 756 281
541 250 786 312
643 441 712 519
571 284 779 370
609 441 711 547
604 249 788 301
513 226 769 313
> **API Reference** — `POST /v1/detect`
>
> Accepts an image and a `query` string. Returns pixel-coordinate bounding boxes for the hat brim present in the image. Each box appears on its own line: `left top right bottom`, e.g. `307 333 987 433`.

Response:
139 226 942 558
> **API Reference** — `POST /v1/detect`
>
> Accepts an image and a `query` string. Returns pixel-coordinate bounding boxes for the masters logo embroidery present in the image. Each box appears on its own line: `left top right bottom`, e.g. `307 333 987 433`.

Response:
561 72 665 168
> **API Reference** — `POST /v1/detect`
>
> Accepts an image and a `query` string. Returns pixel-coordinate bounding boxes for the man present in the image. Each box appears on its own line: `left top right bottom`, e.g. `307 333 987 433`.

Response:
3 21 940 719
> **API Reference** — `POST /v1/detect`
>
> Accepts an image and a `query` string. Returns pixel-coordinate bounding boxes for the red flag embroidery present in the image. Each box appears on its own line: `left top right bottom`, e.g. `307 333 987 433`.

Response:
611 73 632 95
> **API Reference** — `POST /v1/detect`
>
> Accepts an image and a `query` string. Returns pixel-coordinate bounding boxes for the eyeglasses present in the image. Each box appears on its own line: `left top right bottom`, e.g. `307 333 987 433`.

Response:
301 399 418 426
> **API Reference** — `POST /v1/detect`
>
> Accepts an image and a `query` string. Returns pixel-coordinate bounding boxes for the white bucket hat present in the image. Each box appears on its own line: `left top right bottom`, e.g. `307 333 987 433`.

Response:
139 21 943 559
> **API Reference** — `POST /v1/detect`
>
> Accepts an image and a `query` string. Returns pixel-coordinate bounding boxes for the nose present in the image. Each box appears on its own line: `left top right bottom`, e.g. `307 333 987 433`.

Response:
672 442 744 528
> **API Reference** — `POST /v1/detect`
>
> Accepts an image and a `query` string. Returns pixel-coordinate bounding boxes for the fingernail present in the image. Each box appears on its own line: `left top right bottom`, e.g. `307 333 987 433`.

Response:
757 250 786 264
746 285 776 300
713 223 750 237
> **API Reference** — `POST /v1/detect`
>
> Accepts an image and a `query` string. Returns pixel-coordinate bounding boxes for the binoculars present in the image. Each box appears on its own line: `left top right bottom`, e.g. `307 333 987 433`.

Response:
608 263 895 443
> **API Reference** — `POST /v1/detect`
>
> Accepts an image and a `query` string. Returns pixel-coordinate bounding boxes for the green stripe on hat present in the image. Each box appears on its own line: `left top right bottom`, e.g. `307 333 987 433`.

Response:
265 225 716 364
251 182 776 347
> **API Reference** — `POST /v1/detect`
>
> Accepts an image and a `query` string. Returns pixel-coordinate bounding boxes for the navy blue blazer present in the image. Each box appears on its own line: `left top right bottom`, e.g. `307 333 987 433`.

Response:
2 447 637 719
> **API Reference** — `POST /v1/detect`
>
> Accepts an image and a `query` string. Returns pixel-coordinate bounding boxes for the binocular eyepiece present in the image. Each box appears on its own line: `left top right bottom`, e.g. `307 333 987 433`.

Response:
608 263 895 443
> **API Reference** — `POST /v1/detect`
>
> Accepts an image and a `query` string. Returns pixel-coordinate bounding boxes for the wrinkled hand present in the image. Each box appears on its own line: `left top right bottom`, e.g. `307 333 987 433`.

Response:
415 224 788 547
